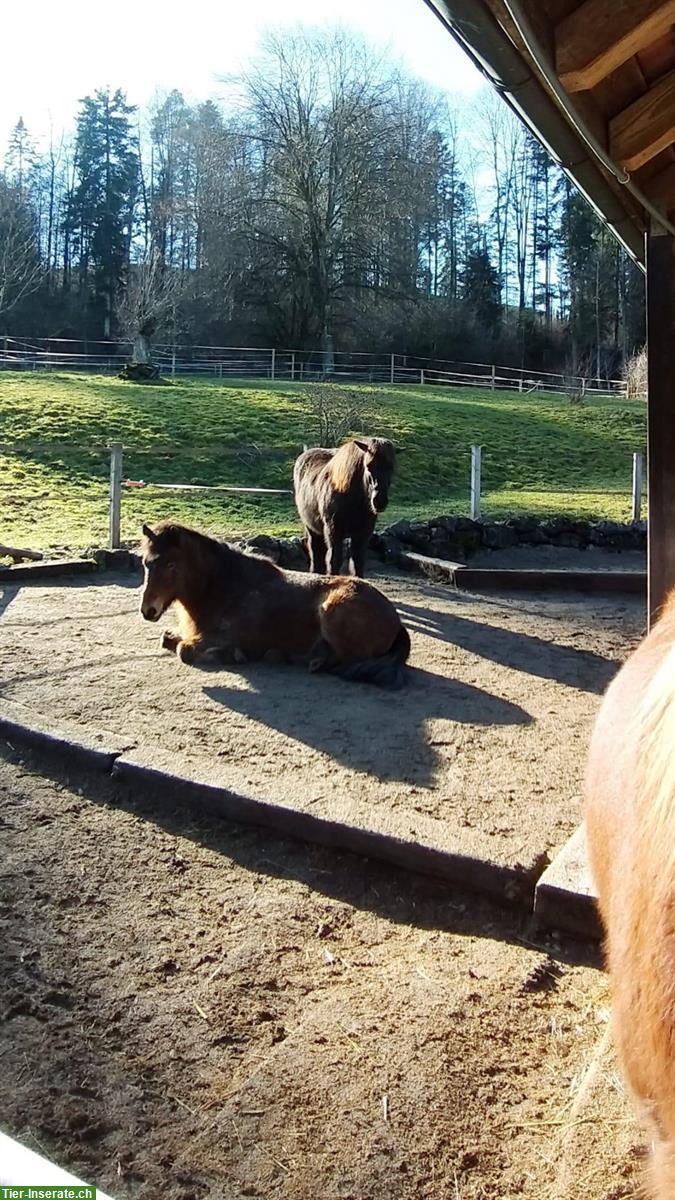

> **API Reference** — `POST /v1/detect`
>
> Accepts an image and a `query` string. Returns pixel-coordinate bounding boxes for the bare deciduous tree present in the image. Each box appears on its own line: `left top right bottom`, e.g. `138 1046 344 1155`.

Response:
117 247 184 364
0 179 42 319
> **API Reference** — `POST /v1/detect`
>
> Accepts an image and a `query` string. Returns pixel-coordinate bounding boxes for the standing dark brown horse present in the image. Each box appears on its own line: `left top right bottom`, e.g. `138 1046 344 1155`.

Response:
293 437 396 576
140 521 411 688
585 591 675 1197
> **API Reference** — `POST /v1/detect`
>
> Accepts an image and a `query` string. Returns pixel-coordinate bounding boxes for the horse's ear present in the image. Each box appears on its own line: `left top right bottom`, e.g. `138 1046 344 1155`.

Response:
142 523 156 543
354 440 369 453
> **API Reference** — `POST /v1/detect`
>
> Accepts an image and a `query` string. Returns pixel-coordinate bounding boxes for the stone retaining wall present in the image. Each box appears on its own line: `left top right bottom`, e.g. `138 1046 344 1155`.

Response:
90 517 647 576
237 517 647 571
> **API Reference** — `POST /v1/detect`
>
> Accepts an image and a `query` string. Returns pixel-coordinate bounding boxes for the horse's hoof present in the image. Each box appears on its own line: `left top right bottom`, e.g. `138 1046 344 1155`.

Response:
160 630 179 653
177 641 197 665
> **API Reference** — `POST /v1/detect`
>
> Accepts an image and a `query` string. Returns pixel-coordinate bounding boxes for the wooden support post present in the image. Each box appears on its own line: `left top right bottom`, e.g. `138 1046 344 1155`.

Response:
290 352 295 381
471 445 482 521
171 348 176 379
271 348 276 380
631 451 644 522
109 443 123 551
390 353 395 384
420 368 425 385
491 364 496 391
646 228 675 626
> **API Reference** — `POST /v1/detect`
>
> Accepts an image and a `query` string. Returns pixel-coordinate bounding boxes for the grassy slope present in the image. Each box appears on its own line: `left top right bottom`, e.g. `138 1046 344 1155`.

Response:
0 372 647 552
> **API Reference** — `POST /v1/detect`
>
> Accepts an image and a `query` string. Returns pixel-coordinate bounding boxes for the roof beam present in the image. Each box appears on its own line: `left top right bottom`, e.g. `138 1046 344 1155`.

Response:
556 0 675 92
643 161 675 212
610 69 675 170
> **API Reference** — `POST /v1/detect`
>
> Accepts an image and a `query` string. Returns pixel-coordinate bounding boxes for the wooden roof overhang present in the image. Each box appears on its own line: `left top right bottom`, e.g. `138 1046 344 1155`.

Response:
424 0 675 264
424 0 675 620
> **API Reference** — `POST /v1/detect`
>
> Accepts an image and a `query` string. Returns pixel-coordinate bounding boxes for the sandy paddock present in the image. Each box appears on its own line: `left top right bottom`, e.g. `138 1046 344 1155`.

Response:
0 568 646 1199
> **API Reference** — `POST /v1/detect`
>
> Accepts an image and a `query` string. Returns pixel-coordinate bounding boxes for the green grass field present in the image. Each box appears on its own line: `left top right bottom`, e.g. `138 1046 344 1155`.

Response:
0 372 647 553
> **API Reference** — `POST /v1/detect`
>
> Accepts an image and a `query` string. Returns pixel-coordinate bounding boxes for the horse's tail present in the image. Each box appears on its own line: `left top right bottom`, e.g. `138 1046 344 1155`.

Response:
330 625 411 690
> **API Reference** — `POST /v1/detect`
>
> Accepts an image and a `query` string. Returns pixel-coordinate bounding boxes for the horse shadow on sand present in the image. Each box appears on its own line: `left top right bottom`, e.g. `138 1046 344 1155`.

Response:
204 657 532 790
202 587 619 786
395 595 619 696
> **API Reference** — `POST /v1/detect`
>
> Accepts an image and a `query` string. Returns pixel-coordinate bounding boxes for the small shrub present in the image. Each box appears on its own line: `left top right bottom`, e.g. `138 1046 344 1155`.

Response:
623 347 647 399
304 383 374 446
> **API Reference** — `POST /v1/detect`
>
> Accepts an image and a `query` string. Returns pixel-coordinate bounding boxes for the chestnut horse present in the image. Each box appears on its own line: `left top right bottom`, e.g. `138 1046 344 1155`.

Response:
585 591 675 1197
140 521 410 688
293 437 396 576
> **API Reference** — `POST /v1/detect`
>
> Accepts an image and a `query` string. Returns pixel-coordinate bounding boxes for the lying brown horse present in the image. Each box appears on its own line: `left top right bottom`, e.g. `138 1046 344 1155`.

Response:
293 437 396 576
140 521 410 688
585 592 675 1197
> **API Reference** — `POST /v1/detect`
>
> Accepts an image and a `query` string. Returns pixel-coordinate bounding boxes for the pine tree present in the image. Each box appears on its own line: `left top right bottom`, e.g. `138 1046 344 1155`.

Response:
67 87 138 335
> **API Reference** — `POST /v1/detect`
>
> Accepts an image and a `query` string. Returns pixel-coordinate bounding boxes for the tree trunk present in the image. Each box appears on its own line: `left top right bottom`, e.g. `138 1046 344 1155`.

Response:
133 331 152 364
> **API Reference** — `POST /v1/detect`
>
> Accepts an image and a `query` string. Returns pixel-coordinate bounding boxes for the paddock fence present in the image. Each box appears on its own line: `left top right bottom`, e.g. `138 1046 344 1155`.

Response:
0 434 646 558
0 336 627 398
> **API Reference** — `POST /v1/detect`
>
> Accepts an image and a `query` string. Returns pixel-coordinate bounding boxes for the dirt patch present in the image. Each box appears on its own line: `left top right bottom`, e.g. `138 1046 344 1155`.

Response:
0 746 644 1200
0 570 642 875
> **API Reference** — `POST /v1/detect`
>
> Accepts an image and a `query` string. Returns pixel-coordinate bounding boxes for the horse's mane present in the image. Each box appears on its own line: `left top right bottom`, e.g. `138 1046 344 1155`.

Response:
329 441 364 493
634 591 675 875
142 521 229 570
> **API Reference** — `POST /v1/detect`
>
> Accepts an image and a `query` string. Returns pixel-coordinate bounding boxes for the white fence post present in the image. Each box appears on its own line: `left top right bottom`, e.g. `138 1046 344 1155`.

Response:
420 368 425 385
390 353 395 384
171 348 176 379
271 348 276 380
631 451 644 521
109 443 123 550
470 445 482 521
490 364 496 391
290 351 295 380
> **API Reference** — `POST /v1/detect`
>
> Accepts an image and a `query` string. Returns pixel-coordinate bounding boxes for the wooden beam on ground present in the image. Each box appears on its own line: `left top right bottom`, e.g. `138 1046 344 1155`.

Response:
610 69 675 171
0 543 43 563
556 0 675 92
646 226 675 626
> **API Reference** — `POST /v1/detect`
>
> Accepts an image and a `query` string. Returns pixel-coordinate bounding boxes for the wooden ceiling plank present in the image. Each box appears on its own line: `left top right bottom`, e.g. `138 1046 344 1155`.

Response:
556 0 675 92
610 68 675 169
642 160 675 208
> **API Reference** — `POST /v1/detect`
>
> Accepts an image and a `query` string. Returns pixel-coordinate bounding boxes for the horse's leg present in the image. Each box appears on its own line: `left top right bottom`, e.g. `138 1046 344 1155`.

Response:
325 528 344 576
176 636 209 665
308 531 327 574
349 534 369 578
160 630 180 654
308 636 339 674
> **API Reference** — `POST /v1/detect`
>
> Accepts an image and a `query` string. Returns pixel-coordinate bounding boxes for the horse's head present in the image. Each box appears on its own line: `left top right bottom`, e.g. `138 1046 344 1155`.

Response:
354 438 397 515
139 522 186 622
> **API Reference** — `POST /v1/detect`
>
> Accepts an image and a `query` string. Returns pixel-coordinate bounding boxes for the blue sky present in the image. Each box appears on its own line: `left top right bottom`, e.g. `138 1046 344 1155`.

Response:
1 0 485 151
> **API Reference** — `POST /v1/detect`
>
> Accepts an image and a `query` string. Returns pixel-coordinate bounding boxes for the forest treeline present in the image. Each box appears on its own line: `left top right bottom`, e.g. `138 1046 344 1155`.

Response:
0 27 645 377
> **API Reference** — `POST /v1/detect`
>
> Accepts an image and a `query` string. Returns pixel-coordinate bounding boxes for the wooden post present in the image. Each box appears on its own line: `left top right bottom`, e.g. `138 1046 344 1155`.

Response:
581 377 586 396
420 368 425 385
646 227 675 626
631 451 644 522
271 348 276 380
109 443 123 550
471 445 482 521
290 352 295 381
491 364 496 391
390 353 395 384
171 348 176 379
